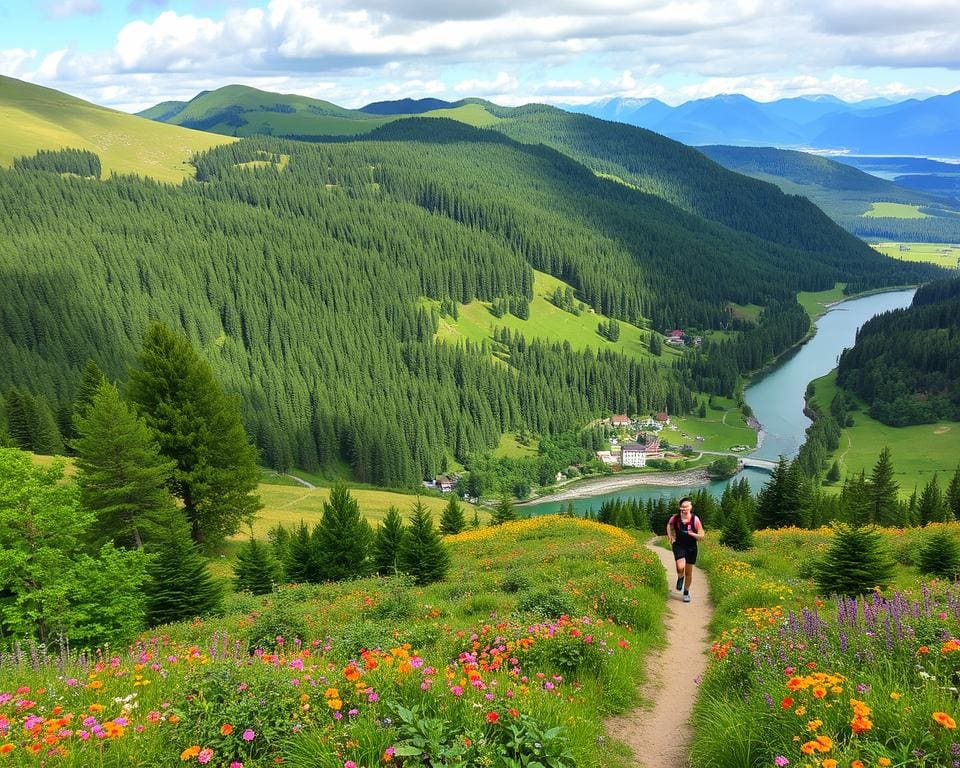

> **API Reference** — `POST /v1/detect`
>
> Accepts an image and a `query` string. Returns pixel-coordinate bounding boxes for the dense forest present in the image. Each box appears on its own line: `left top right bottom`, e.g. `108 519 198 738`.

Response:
836 277 960 425
0 123 940 484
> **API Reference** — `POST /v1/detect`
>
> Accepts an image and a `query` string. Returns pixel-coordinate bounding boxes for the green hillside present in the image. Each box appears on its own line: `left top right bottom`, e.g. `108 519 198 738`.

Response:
0 75 232 182
139 83 395 137
699 144 960 243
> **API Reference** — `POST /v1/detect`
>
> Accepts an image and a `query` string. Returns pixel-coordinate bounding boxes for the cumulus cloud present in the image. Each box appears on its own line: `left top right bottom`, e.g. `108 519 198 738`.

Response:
0 49 38 77
16 0 960 109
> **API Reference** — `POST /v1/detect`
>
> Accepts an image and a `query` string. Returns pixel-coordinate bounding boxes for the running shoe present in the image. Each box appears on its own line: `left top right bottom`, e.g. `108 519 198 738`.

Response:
682 592 691 603
676 576 684 592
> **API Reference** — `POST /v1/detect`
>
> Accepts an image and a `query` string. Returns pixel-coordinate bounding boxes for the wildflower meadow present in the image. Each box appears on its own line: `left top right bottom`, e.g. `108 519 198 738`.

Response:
692 524 960 768
0 516 664 768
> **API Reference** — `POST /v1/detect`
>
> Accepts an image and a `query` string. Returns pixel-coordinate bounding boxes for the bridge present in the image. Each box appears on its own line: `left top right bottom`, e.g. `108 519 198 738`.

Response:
699 450 778 472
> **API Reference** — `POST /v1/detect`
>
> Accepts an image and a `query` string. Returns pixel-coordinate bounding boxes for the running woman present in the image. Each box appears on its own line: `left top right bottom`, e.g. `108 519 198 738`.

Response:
666 497 704 603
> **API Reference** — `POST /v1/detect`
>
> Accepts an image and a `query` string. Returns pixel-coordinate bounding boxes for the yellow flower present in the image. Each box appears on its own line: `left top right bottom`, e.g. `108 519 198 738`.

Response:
180 746 201 761
821 760 837 768
933 711 957 729
889 692 901 701
878 759 892 767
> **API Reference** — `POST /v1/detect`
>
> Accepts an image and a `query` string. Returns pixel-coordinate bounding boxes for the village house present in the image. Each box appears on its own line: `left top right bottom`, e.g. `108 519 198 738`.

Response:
639 435 663 459
596 450 619 465
435 475 456 493
665 329 685 346
620 443 649 467
609 414 633 427
655 411 671 426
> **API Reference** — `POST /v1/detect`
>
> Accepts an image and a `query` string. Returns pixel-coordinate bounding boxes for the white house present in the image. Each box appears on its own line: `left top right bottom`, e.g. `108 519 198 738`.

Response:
620 443 648 467
596 450 619 465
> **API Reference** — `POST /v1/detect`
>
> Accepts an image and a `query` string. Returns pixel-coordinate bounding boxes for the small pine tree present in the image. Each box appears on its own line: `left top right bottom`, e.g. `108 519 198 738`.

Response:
397 501 450 586
144 516 223 626
813 524 894 597
314 485 371 582
471 508 481 528
491 495 516 525
947 467 960 521
918 533 960 579
234 537 283 595
649 332 662 356
720 502 753 551
373 506 406 575
826 461 841 484
439 495 466 535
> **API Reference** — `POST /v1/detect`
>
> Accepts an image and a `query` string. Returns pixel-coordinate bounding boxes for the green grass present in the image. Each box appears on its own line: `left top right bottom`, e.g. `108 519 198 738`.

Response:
862 201 929 218
435 270 680 364
421 103 501 127
727 302 762 323
667 406 758 454
492 432 540 459
796 283 847 319
872 241 960 270
0 74 232 182
809 371 960 493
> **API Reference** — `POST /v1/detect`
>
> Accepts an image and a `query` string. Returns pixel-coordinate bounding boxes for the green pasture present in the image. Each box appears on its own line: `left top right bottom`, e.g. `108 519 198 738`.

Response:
0 74 232 183
809 372 960 492
862 201 929 218
796 283 847 319
435 270 680 364
668 406 758 454
727 301 762 323
492 432 540 459
872 241 960 269
421 103 502 127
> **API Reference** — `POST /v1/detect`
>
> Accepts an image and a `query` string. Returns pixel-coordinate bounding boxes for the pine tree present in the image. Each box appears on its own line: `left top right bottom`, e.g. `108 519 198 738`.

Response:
813 524 894 597
826 461 841 483
314 485 371 581
233 537 283 595
868 447 900 526
397 500 450 586
127 322 261 550
946 467 960 521
373 506 406 575
918 474 947 525
72 359 106 422
72 382 176 550
841 470 873 527
491 494 517 525
144 516 223 626
439 495 466 535
918 532 960 578
720 500 753 551
649 332 662 356
285 521 318 583
471 507 481 528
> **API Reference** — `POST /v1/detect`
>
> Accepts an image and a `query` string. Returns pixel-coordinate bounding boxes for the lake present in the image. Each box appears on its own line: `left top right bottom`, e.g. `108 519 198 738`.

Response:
523 288 917 516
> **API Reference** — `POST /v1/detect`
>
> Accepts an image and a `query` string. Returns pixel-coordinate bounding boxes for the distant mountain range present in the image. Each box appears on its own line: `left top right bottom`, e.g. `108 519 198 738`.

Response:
566 92 960 156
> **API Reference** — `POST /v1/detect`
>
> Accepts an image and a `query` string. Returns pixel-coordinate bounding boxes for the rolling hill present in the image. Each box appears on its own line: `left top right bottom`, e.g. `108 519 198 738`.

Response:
0 75 232 183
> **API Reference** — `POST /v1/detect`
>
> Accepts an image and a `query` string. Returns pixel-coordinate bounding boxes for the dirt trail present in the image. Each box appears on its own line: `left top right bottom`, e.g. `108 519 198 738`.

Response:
605 538 714 768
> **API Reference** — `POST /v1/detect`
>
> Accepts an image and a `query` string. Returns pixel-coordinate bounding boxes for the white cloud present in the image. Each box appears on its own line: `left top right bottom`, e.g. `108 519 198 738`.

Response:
453 71 518 95
0 49 38 77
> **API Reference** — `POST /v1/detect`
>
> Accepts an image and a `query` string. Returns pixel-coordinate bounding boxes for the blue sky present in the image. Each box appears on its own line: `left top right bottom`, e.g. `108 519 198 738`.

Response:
3 0 959 112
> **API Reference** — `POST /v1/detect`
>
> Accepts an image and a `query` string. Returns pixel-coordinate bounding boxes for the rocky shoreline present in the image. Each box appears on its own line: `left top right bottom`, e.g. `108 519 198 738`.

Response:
519 468 713 505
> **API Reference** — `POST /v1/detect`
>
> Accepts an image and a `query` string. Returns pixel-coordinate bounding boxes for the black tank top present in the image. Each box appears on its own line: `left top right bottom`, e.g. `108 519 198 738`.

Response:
675 515 698 546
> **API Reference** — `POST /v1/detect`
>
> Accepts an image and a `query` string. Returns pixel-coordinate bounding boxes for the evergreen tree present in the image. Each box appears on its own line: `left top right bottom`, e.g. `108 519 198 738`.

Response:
756 456 805 528
72 359 106 422
946 467 960 521
720 500 753 551
233 537 283 595
697 401 707 418
127 322 261 549
144 515 222 626
869 447 900 526
813 524 894 597
491 494 517 525
918 474 947 525
71 382 176 550
841 470 873 527
649 332 662 356
373 506 406 575
471 507 481 528
918 532 960 578
439 495 466 535
314 485 371 581
285 521 318 583
826 460 841 484
397 500 450 586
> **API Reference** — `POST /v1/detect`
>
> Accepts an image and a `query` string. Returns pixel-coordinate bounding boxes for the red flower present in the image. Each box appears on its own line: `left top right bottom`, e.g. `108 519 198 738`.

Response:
486 711 500 724
780 697 794 709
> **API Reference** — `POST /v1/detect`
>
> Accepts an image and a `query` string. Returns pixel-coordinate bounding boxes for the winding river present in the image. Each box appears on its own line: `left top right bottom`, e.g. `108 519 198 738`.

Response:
524 288 917 515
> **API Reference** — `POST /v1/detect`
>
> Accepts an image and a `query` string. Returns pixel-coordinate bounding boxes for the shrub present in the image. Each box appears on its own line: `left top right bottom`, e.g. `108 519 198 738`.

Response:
499 571 532 594
247 588 309 651
516 586 576 619
813 524 894 597
365 577 417 621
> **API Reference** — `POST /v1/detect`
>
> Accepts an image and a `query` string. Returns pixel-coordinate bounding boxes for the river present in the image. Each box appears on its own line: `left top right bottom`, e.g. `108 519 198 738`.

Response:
524 288 917 516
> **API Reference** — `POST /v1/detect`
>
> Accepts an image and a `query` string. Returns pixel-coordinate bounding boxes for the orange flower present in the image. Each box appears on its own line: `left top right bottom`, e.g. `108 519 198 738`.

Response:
850 761 864 768
812 685 827 699
878 759 891 767
180 745 201 761
801 741 818 755
821 760 837 768
815 735 833 751
0 744 16 754
933 711 957 729
220 724 234 736
781 697 794 709
486 711 500 724
168 714 181 725
918 645 930 655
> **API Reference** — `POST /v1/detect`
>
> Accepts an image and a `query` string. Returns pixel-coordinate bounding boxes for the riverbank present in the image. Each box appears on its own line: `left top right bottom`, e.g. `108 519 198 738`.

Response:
519 468 712 505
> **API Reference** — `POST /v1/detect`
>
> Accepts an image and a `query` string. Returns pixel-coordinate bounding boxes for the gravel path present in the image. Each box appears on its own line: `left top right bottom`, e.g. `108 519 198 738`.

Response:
605 538 714 768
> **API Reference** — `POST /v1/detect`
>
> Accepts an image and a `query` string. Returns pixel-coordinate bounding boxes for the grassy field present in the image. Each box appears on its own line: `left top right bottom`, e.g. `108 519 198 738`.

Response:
421 103 501 127
492 432 540 458
727 301 762 323
667 399 758 453
0 74 232 182
796 282 848 319
809 371 960 492
862 201 929 218
872 241 960 269
435 270 681 364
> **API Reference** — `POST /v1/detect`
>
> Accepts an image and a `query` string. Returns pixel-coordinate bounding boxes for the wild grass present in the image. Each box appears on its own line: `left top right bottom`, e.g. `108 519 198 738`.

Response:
862 202 929 219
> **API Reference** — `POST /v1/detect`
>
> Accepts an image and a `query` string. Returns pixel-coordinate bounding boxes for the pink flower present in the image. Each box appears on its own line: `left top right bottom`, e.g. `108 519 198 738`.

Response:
242 729 256 741
775 757 789 767
345 762 358 768
198 748 214 764
230 763 243 768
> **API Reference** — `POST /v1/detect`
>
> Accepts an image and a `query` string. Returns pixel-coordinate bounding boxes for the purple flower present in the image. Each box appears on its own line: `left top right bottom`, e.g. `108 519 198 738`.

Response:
242 728 256 741
775 757 789 767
